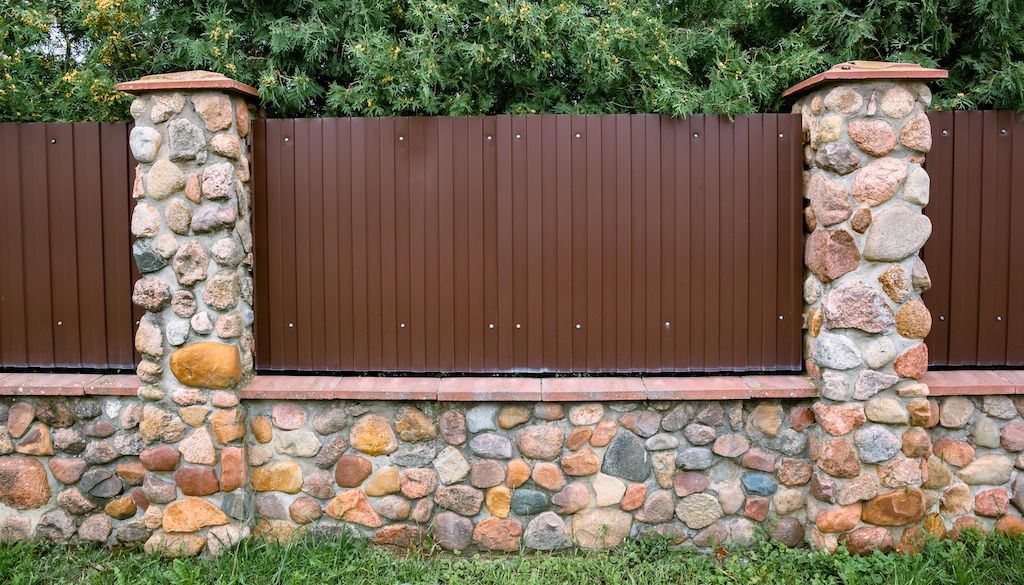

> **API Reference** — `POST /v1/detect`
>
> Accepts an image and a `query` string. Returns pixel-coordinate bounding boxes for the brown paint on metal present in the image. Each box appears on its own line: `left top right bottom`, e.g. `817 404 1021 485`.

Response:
255 114 803 373
0 122 135 371
924 110 1024 367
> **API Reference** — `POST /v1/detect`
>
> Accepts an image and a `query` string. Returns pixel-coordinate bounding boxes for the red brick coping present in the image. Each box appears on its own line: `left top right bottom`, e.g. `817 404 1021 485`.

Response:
0 370 1020 401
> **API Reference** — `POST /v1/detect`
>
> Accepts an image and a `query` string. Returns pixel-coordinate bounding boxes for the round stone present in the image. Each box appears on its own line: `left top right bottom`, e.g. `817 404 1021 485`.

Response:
864 205 932 261
146 159 185 200
131 203 161 238
805 229 860 283
676 493 723 529
900 113 932 152
881 86 917 118
824 86 864 114
129 127 162 163
896 300 932 339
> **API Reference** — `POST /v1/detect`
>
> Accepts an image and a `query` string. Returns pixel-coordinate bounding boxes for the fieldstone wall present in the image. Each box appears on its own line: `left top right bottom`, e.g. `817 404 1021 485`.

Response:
2 395 1024 554
124 73 256 555
796 78 947 552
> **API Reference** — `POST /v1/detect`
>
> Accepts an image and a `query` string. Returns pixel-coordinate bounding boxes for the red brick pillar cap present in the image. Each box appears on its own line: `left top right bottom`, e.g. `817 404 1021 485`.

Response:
115 70 259 100
782 61 947 99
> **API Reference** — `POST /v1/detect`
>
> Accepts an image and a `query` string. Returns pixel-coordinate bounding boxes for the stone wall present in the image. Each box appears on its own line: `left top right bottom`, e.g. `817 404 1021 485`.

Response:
3 394 1022 554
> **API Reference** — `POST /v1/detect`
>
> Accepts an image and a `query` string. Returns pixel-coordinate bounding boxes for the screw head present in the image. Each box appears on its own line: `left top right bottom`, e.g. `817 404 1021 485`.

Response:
284 137 290 142
778 133 784 139
57 320 63 326
997 316 1003 321
939 315 945 321
400 322 406 328
515 323 522 329
398 135 405 142
664 321 671 329
692 132 699 139
288 322 294 328
941 129 949 136
49 138 56 144
574 133 582 139
515 133 522 139
778 315 784 320
1000 128 1008 135
486 135 493 141
488 323 495 329
575 323 582 330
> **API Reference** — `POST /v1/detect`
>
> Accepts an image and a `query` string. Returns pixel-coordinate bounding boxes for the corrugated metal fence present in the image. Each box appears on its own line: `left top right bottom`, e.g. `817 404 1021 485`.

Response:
0 123 138 371
924 111 1024 367
3 112 1019 374
253 114 805 373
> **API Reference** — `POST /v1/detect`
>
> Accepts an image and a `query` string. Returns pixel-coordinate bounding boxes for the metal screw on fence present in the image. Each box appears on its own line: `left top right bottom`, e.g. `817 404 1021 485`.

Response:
515 323 522 329
284 137 290 142
49 138 56 144
778 315 784 320
941 129 949 136
778 133 784 139
574 133 582 139
486 135 493 141
692 132 699 139
398 136 405 142
939 315 945 321
400 323 406 328
664 321 671 329
57 321 63 326
1000 128 1008 135
288 322 294 328
515 134 522 139
575 323 582 330
488 323 495 329
997 316 1003 321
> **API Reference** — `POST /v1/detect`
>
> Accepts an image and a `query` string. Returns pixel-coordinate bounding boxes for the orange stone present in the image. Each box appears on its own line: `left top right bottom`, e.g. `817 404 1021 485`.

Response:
162 497 229 532
506 459 531 488
486 486 512 518
621 484 647 512
105 495 138 520
473 517 523 552
169 342 242 389
561 447 600 476
210 409 246 444
220 446 246 493
995 515 1024 536
324 490 382 527
816 503 862 533
250 416 273 443
251 461 303 493
531 462 566 491
566 428 593 451
861 489 925 526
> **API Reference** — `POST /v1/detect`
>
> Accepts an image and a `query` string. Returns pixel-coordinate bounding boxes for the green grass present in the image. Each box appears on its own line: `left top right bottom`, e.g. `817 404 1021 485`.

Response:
2 532 1023 585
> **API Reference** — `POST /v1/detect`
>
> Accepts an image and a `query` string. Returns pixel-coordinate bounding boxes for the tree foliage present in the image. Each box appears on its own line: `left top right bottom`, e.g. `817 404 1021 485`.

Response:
2 0 1023 121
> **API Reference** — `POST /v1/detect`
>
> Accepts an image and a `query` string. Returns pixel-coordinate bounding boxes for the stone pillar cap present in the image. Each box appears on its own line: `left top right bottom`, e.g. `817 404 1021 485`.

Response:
782 61 947 99
116 70 259 99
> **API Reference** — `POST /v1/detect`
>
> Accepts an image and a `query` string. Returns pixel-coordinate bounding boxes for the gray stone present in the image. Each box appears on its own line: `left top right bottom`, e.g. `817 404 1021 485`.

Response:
222 491 252 521
863 337 898 368
676 493 723 529
776 429 808 456
129 127 162 162
172 240 209 286
661 404 693 432
312 408 347 435
80 468 122 498
683 423 716 445
314 436 347 468
433 511 472 551
255 493 289 520
83 441 119 464
854 426 901 464
466 405 498 433
73 402 101 420
903 164 929 206
52 428 85 453
676 448 714 471
741 472 778 496
132 240 168 273
863 206 932 261
971 416 1001 449
190 311 213 335
114 524 152 544
114 432 142 456
511 488 549 516
524 511 571 550
469 433 513 459
813 332 863 370
853 370 899 400
815 143 861 175
211 238 244 267
36 509 76 542
983 396 1018 420
820 371 852 401
168 118 206 161
601 432 651 481
645 433 679 451
141 473 176 504
391 443 437 467
166 321 189 346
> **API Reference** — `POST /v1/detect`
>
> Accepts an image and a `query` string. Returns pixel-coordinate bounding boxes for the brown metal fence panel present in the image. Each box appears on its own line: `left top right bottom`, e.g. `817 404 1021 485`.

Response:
0 122 136 371
254 114 804 373
924 111 1024 367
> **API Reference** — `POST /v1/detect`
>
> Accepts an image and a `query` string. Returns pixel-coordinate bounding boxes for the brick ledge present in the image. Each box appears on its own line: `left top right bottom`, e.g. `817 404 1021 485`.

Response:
2 370 1020 401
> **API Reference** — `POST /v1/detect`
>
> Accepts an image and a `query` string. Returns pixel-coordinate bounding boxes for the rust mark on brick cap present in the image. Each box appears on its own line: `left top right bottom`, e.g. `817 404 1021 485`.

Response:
782 61 948 98
116 70 259 99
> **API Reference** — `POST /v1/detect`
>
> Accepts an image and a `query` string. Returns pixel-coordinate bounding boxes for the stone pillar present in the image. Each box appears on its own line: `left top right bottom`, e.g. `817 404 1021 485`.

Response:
117 71 257 556
787 62 947 553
